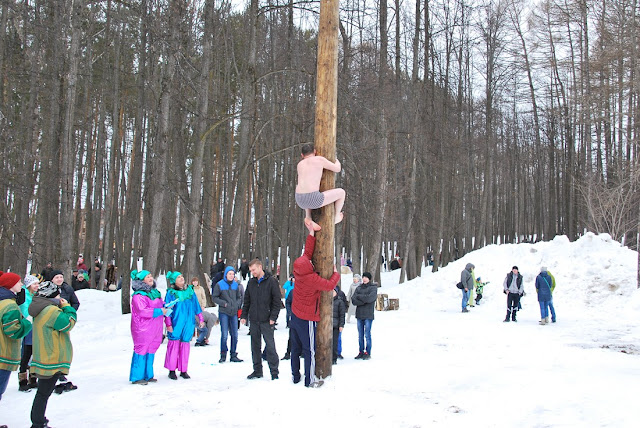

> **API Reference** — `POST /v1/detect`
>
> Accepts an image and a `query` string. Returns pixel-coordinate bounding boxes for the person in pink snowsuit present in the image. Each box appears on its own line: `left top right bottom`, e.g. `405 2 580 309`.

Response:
164 271 204 380
130 270 167 385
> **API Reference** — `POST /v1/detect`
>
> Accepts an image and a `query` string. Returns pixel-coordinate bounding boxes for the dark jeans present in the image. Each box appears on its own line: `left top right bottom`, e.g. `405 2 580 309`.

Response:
332 327 340 362
0 369 10 400
31 373 61 427
20 343 33 373
250 321 278 375
507 293 521 319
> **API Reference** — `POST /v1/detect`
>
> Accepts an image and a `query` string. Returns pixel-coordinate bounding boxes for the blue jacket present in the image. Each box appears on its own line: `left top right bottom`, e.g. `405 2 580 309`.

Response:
212 266 242 317
282 280 294 300
165 286 202 342
535 272 553 302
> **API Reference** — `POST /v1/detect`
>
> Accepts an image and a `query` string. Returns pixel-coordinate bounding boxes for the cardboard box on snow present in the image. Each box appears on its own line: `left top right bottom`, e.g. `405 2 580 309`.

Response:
375 294 389 311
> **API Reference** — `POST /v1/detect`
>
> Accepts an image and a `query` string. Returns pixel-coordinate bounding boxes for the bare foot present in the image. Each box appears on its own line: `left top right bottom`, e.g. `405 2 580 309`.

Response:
335 212 344 224
304 217 322 231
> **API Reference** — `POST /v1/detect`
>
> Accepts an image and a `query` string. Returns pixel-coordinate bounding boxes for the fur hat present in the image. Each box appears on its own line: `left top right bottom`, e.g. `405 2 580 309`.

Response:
36 281 60 298
166 271 183 285
131 270 151 281
0 271 21 289
362 272 372 281
23 275 41 289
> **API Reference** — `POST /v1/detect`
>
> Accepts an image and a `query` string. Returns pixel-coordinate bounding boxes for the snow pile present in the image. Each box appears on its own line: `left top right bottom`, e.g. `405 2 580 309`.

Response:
1 233 638 427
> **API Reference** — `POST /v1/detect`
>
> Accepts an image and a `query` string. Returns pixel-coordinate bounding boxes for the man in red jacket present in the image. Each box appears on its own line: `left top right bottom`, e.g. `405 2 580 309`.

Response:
290 221 341 387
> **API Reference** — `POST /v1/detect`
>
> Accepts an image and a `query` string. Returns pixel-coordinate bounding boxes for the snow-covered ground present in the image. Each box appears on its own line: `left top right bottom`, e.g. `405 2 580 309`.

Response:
2 232 639 427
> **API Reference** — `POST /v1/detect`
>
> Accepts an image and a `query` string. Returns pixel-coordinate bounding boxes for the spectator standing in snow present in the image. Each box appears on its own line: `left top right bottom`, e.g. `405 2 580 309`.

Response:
346 274 361 324
76 256 88 273
332 287 346 364
535 267 555 325
352 272 377 359
49 270 80 311
241 259 282 380
71 270 90 291
0 271 32 401
40 262 54 282
129 270 167 385
28 280 77 428
546 270 557 323
460 263 475 313
503 266 524 322
282 274 295 327
238 258 250 280
192 277 218 347
164 271 204 380
17 274 41 392
93 259 102 289
211 267 243 362
290 221 340 386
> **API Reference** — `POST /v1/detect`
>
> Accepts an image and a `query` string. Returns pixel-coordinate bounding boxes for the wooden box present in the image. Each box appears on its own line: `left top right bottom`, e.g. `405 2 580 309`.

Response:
375 294 389 311
388 298 399 310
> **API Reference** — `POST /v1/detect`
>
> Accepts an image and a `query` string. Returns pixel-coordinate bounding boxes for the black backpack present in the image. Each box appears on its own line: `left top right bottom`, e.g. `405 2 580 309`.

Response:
456 281 464 289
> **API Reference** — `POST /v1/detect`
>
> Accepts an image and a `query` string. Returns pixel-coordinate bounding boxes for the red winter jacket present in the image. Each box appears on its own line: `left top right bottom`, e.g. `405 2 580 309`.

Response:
292 235 341 322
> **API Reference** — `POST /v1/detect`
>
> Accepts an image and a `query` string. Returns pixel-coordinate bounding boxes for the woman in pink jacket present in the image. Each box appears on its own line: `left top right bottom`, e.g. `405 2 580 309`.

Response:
129 270 167 385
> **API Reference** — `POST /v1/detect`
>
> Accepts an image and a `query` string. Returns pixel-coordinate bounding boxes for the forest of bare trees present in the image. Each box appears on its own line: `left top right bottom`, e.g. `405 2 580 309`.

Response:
1 0 639 309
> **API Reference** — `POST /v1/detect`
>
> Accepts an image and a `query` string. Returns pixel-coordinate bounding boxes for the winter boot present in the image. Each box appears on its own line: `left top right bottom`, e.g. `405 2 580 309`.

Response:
281 352 291 360
503 310 511 322
545 316 550 324
539 319 547 325
18 372 30 392
462 308 469 313
355 352 365 359
168 371 178 380
511 311 517 322
230 353 243 363
27 370 38 390
180 372 191 379
219 352 227 363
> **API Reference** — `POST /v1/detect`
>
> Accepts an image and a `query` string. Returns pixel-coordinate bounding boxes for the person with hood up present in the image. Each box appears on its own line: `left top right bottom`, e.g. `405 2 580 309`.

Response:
460 263 475 313
129 270 167 385
346 274 362 323
164 271 203 380
28 278 77 428
0 271 32 401
282 274 295 328
17 274 41 391
351 272 377 360
535 267 555 325
290 221 341 387
212 266 244 363
503 266 524 322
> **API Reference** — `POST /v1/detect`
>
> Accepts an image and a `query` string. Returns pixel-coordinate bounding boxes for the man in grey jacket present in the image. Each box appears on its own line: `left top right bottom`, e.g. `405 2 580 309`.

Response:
460 263 475 313
503 266 524 322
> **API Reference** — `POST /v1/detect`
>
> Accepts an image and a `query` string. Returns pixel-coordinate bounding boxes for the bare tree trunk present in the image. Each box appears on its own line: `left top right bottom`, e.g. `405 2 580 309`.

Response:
313 0 340 381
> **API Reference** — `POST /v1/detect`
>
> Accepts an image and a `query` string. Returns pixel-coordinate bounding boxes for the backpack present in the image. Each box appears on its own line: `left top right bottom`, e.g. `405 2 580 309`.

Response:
456 282 464 289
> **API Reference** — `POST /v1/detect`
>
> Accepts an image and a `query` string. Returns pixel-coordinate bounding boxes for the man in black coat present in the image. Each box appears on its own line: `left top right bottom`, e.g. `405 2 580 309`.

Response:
240 259 281 380
50 270 80 310
351 272 377 360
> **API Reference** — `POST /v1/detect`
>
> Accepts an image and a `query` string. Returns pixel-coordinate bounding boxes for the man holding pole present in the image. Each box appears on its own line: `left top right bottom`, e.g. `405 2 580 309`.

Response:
290 221 341 387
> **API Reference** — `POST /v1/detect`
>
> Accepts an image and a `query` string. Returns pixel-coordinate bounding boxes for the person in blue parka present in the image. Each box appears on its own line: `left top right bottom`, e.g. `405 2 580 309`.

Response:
535 267 554 325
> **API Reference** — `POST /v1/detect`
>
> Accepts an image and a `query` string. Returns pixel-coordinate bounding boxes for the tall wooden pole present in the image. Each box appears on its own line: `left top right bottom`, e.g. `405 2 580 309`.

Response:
313 0 340 380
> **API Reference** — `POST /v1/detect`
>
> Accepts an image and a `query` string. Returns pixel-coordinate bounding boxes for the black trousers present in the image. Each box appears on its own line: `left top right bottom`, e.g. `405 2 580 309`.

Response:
507 293 521 318
20 344 33 373
30 372 61 427
250 321 279 375
332 327 340 362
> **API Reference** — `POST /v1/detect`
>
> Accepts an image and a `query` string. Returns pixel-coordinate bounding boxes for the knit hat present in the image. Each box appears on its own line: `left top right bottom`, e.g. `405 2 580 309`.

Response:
23 275 41 289
512 266 519 271
541 266 547 273
131 270 151 281
0 271 21 289
50 269 63 279
166 271 183 285
37 281 60 298
362 272 372 281
34 274 44 283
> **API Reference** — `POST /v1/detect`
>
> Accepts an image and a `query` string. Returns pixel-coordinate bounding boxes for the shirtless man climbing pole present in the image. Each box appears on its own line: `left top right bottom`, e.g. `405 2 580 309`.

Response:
295 143 345 231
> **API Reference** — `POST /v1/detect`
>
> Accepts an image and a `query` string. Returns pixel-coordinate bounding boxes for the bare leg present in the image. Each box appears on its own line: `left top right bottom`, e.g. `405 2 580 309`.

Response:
321 188 346 224
304 218 316 237
304 209 321 231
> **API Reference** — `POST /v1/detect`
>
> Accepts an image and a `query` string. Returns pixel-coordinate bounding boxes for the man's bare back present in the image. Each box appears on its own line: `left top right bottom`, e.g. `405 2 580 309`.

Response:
295 146 346 228
296 156 341 193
